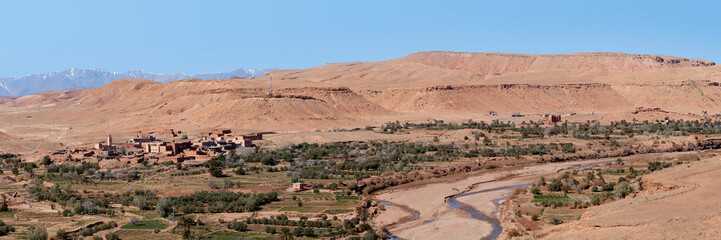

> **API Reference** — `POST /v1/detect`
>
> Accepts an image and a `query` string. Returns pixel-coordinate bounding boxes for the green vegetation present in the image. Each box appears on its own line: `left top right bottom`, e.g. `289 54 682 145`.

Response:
121 219 167 229
614 181 634 199
27 226 48 240
81 221 118 237
155 198 174 218
278 206 315 213
531 193 575 207
55 229 67 240
530 194 573 203
105 232 120 240
511 152 700 231
208 231 274 240
385 118 721 139
248 214 332 228
3 117 719 240
547 178 563 191
227 221 249 232
160 191 278 214
0 220 15 236
648 161 673 172
324 209 353 214
0 197 9 212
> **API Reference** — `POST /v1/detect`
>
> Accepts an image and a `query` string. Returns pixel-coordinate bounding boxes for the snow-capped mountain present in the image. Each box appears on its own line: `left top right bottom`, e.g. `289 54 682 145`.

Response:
0 68 277 96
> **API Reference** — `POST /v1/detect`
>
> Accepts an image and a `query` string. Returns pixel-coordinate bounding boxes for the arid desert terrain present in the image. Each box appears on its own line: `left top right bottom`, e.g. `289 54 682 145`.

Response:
1 51 721 240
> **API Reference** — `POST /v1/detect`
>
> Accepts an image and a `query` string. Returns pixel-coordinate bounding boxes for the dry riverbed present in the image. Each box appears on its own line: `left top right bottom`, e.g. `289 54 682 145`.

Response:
373 151 701 240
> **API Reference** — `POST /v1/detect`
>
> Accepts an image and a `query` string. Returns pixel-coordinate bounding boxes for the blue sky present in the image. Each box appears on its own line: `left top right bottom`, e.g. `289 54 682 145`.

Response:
0 0 718 77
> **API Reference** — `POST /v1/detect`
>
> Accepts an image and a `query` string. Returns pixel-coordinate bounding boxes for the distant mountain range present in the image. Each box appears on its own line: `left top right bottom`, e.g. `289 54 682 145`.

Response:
0 67 277 96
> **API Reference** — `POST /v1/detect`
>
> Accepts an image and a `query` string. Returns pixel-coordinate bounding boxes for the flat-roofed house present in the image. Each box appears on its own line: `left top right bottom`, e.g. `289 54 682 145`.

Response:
542 114 562 125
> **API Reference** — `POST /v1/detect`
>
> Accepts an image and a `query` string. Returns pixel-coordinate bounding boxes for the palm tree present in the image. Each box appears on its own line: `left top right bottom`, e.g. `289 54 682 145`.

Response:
181 217 195 231
178 216 195 240
278 227 294 240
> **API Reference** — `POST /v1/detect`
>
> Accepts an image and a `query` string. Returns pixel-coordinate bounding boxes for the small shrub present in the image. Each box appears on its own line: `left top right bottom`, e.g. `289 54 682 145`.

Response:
530 186 541 195
28 226 48 240
548 178 563 191
227 221 248 232
507 228 523 237
105 232 120 240
361 230 377 240
209 167 224 177
0 220 16 236
590 194 602 205
81 221 117 237
614 181 634 199
601 182 615 191
55 229 68 240
648 161 671 172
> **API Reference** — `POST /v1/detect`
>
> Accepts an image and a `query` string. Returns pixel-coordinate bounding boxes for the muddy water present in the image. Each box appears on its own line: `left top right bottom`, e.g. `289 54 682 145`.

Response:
378 201 419 240
381 184 531 240
447 183 532 240
442 158 627 239
379 201 419 223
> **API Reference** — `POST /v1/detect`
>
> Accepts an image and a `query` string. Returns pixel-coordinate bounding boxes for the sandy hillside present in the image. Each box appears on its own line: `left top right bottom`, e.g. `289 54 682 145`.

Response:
261 52 717 88
0 96 15 103
0 131 63 153
0 78 392 150
1 51 720 153
261 52 721 115
542 156 721 239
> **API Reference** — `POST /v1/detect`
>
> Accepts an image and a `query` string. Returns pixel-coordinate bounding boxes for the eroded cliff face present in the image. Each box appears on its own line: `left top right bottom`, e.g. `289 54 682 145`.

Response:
367 80 721 115
4 51 721 118
9 78 721 124
402 51 715 74
260 51 718 90
368 83 625 114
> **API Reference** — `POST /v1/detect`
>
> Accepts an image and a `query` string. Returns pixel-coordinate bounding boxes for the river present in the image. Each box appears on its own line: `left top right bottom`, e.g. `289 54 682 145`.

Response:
378 150 701 240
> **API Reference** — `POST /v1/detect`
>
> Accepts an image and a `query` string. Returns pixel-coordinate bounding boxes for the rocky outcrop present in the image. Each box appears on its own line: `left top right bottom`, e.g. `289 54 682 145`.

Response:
365 80 721 115
403 51 715 74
